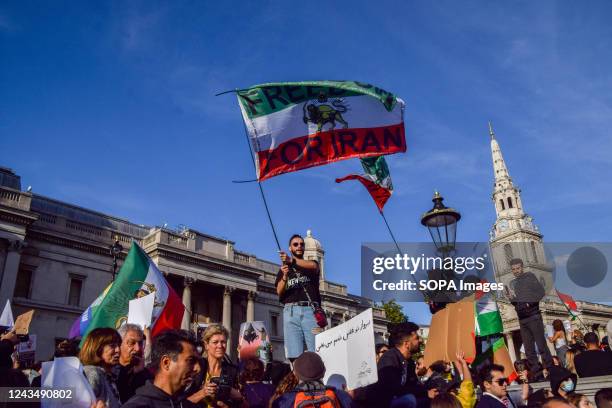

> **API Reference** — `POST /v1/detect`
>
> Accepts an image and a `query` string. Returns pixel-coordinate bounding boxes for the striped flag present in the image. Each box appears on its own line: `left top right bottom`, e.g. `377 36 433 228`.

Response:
237 81 406 181
71 242 184 343
336 156 393 211
472 283 516 382
556 289 578 311
474 289 504 337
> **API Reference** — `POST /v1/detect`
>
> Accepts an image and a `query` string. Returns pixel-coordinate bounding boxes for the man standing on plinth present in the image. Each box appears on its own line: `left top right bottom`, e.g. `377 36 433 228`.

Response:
506 258 553 377
275 234 321 362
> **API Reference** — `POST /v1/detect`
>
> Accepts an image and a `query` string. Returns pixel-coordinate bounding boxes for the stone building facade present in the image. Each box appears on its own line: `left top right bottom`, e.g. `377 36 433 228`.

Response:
0 167 388 360
487 125 612 361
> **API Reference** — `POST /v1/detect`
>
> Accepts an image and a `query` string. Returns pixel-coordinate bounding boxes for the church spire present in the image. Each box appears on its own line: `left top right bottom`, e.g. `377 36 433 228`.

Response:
490 124 511 186
490 125 525 220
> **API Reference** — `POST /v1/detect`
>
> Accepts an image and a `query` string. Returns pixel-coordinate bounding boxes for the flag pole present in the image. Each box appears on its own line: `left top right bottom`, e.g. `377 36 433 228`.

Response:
380 210 402 254
379 209 432 301
239 109 282 252
218 89 283 252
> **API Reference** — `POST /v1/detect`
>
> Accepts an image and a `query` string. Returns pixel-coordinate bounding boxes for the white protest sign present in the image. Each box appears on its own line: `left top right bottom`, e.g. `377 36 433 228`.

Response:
315 308 377 390
127 292 155 329
0 299 14 328
546 324 554 338
41 356 95 408
563 320 572 333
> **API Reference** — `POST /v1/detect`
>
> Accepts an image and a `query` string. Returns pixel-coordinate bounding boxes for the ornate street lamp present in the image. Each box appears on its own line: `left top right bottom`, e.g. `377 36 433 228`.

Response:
420 191 461 256
109 237 123 281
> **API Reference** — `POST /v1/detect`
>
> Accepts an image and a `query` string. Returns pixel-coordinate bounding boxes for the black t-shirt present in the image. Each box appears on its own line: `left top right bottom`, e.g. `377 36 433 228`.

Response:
574 349 612 377
275 262 320 305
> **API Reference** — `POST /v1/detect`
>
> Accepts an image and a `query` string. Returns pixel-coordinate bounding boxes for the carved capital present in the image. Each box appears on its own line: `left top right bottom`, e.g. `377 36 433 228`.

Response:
8 239 27 253
184 276 195 287
224 286 235 297
247 291 257 301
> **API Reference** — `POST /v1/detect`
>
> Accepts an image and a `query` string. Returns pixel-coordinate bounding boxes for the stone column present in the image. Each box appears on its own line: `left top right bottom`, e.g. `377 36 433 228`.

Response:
222 286 234 351
181 277 194 330
0 240 25 306
246 291 256 322
506 332 517 363
326 310 334 328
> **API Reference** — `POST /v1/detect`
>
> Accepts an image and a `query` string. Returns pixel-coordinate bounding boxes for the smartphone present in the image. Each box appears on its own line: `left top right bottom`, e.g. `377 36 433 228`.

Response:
209 375 231 402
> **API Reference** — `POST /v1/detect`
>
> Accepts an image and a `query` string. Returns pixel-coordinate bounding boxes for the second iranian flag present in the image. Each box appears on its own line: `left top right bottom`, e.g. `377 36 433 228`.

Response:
238 81 406 181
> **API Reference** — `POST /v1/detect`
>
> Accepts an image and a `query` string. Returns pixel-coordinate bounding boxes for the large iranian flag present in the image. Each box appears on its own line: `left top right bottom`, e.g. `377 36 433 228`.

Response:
71 243 184 343
237 81 406 181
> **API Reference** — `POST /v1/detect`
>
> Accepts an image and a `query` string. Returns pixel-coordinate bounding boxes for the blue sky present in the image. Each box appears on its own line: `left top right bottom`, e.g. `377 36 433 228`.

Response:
2 1 612 324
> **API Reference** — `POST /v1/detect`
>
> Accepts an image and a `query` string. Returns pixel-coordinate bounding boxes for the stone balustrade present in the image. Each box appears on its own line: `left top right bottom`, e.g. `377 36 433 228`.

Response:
0 186 32 211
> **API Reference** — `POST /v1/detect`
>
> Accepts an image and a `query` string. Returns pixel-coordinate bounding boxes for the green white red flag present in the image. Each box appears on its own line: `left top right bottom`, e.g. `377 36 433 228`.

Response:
472 281 516 382
237 81 406 181
474 281 504 337
335 156 393 211
71 242 184 343
556 289 578 311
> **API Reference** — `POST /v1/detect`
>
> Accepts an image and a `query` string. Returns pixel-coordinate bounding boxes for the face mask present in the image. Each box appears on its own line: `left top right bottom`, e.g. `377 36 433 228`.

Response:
561 380 575 392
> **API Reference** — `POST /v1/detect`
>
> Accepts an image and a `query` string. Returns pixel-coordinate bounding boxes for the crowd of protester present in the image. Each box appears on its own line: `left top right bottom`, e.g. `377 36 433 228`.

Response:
1 319 612 408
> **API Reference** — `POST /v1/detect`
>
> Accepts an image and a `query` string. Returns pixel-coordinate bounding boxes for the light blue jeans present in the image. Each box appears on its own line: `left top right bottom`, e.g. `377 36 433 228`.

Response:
283 304 317 358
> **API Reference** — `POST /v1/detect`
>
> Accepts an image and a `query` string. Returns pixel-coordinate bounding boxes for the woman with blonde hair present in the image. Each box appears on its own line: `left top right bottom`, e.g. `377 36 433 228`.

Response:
185 324 242 407
79 327 122 408
565 348 579 375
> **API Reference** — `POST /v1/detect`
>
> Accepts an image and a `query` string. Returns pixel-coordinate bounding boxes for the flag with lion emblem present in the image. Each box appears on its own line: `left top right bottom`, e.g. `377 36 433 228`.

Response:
237 81 406 180
71 242 184 344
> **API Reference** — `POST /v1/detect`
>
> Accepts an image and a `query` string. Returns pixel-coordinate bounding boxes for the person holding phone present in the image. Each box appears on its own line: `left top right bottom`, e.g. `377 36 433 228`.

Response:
185 324 242 408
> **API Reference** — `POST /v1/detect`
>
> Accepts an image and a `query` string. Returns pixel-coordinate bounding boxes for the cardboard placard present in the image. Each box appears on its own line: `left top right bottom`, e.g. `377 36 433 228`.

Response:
14 310 34 335
423 300 476 366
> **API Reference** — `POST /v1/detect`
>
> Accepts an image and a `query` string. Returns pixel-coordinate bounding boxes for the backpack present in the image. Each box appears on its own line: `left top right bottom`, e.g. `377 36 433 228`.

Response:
293 387 340 408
